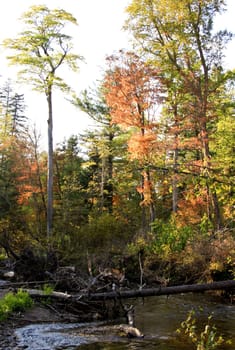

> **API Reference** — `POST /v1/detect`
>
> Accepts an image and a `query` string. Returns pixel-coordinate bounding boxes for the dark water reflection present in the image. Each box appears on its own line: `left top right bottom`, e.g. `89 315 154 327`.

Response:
15 293 235 350
135 293 235 339
76 293 235 350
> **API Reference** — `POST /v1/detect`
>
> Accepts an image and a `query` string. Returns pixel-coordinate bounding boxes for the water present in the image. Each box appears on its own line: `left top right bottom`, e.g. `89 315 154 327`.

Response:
15 323 91 349
15 293 235 350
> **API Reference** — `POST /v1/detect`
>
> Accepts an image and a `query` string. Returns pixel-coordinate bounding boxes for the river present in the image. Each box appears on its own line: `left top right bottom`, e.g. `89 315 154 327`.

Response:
15 292 235 350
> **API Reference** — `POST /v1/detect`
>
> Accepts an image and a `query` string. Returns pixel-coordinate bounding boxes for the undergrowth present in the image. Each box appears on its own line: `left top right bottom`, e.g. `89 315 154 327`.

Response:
0 289 33 321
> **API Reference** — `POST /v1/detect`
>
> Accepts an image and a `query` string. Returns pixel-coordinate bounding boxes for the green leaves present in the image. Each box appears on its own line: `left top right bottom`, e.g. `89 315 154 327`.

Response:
0 290 33 321
4 4 82 95
20 5 78 28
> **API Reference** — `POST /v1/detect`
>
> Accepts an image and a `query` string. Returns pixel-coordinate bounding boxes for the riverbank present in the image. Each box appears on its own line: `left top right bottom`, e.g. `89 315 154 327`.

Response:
1 292 234 350
0 275 234 349
0 301 81 349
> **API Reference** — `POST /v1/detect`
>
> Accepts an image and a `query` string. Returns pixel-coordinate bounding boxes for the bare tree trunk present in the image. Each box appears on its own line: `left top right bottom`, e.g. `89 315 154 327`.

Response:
29 127 47 235
105 131 114 213
86 280 235 300
172 103 179 213
172 158 179 213
47 89 53 238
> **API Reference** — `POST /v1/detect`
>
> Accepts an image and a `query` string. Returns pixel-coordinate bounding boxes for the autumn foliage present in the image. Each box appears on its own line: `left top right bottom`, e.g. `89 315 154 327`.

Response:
104 51 163 215
0 2 234 286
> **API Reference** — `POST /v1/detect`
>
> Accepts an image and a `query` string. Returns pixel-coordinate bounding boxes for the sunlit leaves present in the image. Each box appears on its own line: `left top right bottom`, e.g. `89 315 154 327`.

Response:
128 131 158 161
104 51 162 130
125 0 234 229
4 5 82 94
103 50 163 217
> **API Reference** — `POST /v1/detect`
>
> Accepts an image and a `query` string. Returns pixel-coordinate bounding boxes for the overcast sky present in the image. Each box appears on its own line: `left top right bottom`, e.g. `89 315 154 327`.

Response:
0 0 234 149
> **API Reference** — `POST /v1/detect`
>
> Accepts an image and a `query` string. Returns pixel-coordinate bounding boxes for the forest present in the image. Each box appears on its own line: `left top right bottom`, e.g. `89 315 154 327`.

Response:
0 0 234 290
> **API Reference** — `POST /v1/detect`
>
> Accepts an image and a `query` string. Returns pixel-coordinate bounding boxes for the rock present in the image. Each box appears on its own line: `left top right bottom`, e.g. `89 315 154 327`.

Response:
3 271 14 279
118 324 144 338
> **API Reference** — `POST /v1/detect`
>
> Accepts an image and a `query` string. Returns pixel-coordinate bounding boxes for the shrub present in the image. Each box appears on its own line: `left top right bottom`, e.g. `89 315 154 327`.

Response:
150 218 193 255
177 310 231 350
0 289 33 321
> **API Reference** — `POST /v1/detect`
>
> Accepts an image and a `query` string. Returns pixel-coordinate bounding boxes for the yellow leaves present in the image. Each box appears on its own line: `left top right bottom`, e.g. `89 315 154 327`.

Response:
209 261 223 272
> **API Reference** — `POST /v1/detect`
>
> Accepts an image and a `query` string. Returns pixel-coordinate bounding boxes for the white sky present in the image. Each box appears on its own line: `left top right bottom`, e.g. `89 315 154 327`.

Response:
0 0 234 150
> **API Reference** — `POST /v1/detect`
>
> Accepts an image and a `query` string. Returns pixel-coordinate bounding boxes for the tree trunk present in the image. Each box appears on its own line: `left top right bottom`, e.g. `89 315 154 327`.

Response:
30 128 47 233
172 105 179 213
146 168 156 223
105 131 114 213
86 280 235 301
47 89 53 238
172 148 179 213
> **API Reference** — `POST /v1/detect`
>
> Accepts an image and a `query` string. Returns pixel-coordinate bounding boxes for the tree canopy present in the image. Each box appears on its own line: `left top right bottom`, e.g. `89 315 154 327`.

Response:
4 5 82 94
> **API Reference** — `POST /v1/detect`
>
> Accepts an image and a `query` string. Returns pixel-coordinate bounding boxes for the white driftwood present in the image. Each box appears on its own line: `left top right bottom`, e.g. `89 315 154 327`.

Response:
22 288 72 300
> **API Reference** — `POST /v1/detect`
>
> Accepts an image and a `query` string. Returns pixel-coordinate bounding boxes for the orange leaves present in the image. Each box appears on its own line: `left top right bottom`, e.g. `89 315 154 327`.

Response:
104 51 163 210
179 136 201 150
128 130 157 161
17 183 38 205
15 160 39 205
104 50 161 130
104 50 162 164
177 188 208 226
11 142 46 206
136 171 153 206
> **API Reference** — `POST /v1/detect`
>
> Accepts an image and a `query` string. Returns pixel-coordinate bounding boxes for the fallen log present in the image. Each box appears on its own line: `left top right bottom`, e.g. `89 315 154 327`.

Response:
21 280 235 302
20 288 109 320
21 288 71 300
86 280 235 301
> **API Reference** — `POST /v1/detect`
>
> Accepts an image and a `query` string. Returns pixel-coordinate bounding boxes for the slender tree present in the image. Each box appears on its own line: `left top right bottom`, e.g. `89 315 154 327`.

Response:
4 5 83 237
0 81 28 218
0 80 27 137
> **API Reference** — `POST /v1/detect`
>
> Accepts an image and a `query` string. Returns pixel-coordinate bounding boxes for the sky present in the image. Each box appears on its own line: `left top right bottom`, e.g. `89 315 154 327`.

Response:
0 0 234 150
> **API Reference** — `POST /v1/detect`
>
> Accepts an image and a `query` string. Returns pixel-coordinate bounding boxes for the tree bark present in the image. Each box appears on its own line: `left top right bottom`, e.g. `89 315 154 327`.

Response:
47 88 53 238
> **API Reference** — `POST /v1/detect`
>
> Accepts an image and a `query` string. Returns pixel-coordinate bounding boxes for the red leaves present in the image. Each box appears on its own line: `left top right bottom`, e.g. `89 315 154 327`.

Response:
104 50 162 131
104 51 162 161
103 51 164 209
128 131 157 160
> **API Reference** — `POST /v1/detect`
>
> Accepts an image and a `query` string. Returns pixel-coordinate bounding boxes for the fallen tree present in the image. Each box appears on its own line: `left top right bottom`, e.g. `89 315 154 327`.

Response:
22 279 235 302
3 280 232 322
86 279 235 301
